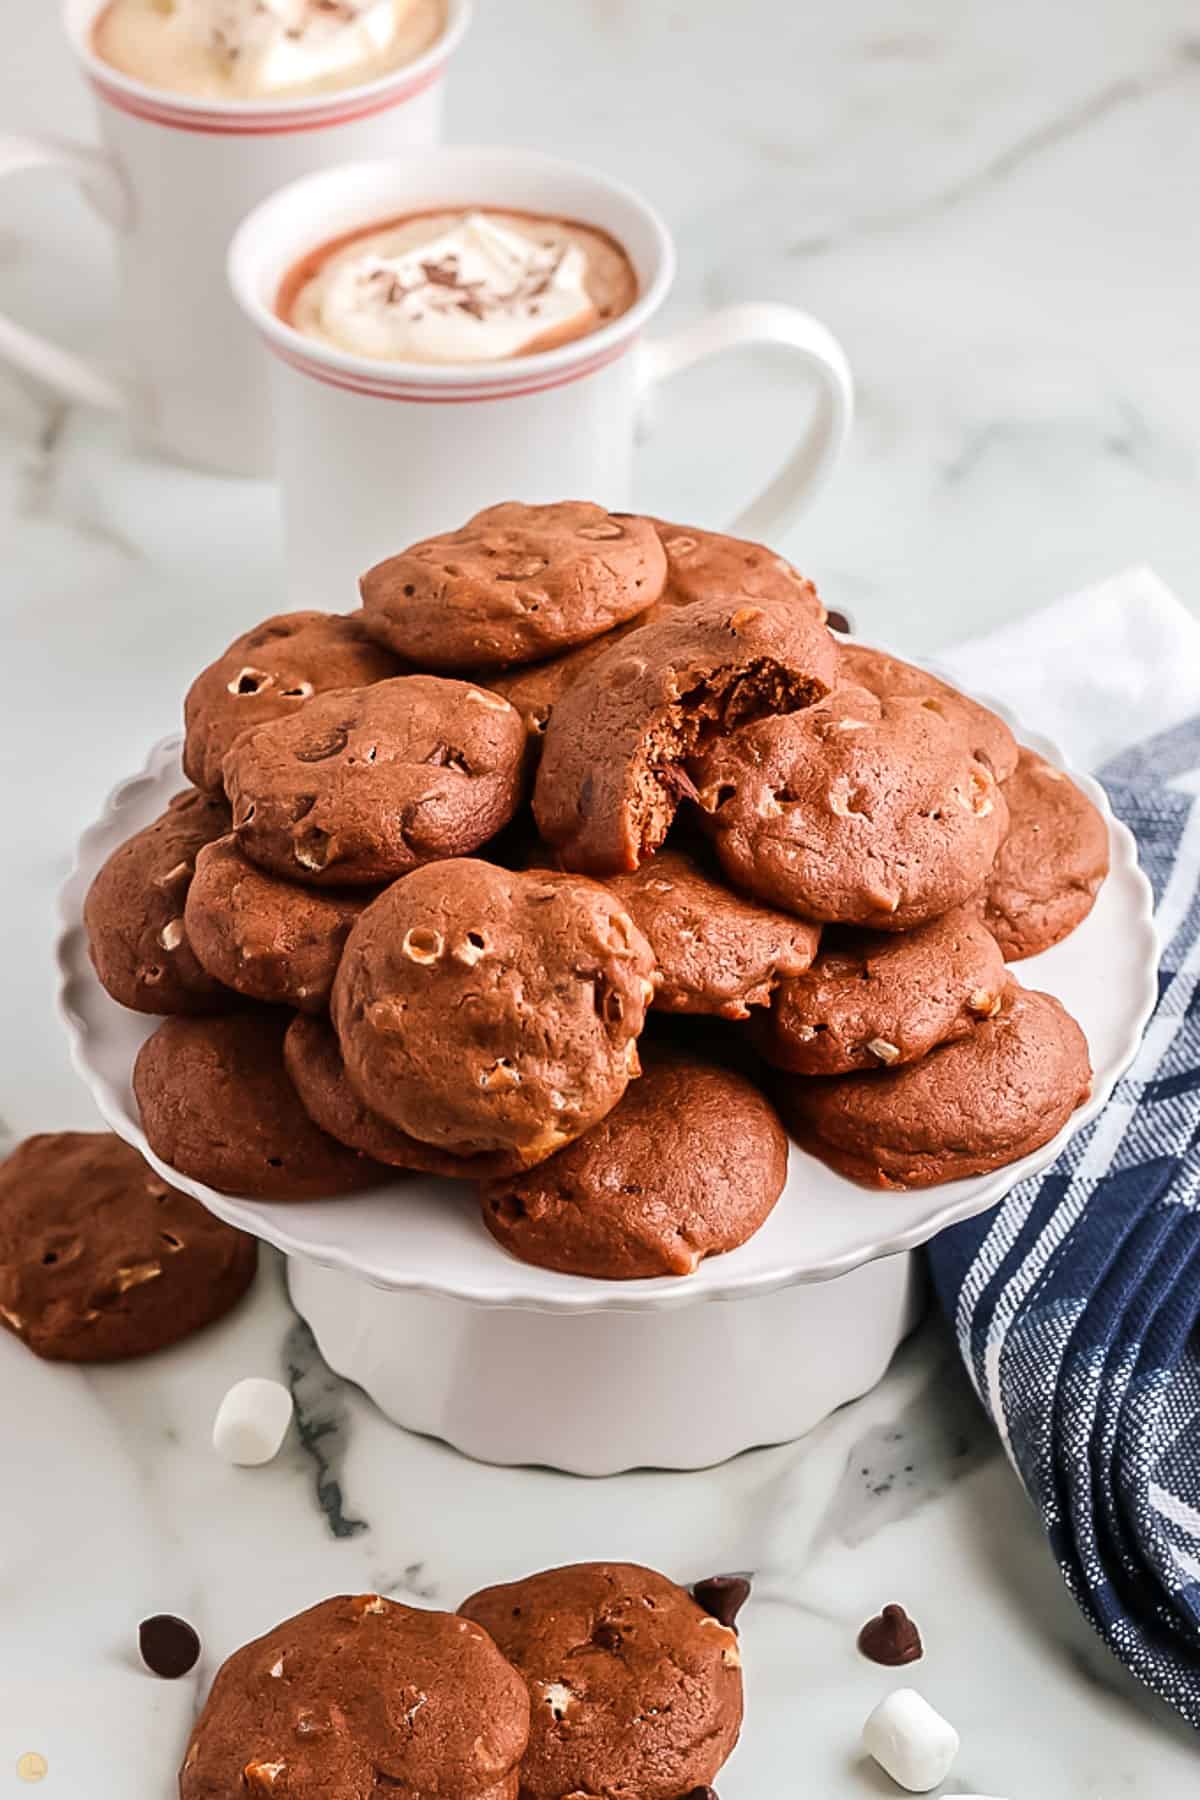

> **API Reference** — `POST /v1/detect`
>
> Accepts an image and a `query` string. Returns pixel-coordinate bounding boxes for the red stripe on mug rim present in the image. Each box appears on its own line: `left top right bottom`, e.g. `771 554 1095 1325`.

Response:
87 60 443 135
263 332 636 402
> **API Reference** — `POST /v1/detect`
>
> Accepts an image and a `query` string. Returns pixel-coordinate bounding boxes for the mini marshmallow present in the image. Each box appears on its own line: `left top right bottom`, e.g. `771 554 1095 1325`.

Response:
862 1688 959 1793
212 1377 293 1467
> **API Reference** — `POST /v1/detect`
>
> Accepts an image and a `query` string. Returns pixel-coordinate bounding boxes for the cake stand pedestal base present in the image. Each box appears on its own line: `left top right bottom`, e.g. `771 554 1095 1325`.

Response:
287 1249 926 1476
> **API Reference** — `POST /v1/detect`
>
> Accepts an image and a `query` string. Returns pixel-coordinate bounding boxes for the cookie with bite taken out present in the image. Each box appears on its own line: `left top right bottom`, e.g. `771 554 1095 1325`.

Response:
533 596 837 876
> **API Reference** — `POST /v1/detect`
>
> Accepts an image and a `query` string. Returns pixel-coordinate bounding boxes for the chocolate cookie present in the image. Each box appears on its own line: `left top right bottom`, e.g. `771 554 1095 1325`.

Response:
481 1049 788 1277
183 611 401 796
608 847 820 1018
695 686 1007 929
0 1132 256 1362
756 906 1006 1074
284 1014 527 1180
223 676 526 886
84 788 231 1015
134 1011 384 1199
533 596 837 875
837 641 1018 781
984 747 1109 959
360 502 668 672
185 836 372 1012
653 515 826 622
180 1593 530 1800
460 1563 744 1800
331 860 655 1164
778 983 1091 1188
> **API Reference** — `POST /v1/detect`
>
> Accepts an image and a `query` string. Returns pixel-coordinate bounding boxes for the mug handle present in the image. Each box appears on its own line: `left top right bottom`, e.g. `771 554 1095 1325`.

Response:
0 132 128 412
639 302 853 539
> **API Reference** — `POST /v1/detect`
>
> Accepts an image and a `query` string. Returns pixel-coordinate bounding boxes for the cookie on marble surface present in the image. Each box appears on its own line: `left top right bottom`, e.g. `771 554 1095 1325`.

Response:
0 1132 255 1362
533 595 837 875
460 1563 743 1800
332 859 655 1165
183 611 401 796
984 747 1110 960
695 686 1007 930
180 1593 529 1800
284 1014 527 1180
134 1011 384 1199
652 515 826 622
84 788 232 1015
756 905 1006 1075
224 676 526 887
607 846 820 1018
360 501 668 672
837 640 1019 781
777 983 1091 1188
480 1048 788 1278
185 836 373 1012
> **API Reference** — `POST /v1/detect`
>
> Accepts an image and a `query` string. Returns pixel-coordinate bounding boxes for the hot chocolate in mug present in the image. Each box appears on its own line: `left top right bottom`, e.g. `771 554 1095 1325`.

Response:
229 147 854 608
0 0 471 476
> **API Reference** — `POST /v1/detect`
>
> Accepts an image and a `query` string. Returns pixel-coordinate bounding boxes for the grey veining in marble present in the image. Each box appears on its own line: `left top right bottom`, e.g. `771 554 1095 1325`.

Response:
284 1310 370 1542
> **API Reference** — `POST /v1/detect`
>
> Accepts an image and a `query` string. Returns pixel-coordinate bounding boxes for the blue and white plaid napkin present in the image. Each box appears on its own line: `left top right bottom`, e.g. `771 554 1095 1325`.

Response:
926 569 1200 1727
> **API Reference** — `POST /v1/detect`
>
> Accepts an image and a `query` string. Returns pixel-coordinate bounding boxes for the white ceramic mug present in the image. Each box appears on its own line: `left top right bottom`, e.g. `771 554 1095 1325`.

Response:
229 148 854 607
0 0 471 475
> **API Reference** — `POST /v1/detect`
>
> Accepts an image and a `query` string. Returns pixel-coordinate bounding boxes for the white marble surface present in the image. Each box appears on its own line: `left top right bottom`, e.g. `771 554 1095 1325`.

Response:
2 0 1200 1793
5 1261 1200 1797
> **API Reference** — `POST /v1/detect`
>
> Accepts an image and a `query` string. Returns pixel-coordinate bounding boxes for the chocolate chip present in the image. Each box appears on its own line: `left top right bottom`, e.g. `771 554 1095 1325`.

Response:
857 1602 922 1667
139 1613 201 1679
684 1788 718 1800
691 1573 751 1630
826 608 852 635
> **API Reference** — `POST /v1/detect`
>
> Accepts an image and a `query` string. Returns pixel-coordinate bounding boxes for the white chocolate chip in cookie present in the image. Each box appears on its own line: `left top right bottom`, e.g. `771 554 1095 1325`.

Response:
403 928 444 965
113 1261 162 1292
699 1617 742 1666
969 988 1003 1018
541 1682 574 1720
243 1760 286 1792
158 918 185 952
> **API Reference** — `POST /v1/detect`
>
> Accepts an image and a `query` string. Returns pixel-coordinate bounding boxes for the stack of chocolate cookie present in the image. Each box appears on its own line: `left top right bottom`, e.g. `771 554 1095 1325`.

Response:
84 500 1102 1280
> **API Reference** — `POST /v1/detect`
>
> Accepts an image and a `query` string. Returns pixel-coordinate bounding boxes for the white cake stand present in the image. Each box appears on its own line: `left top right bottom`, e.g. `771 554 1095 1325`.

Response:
56 696 1156 1474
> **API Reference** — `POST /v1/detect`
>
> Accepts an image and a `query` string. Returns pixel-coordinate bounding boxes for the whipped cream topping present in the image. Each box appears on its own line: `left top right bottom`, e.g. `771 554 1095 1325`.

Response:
173 0 403 94
315 213 597 364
